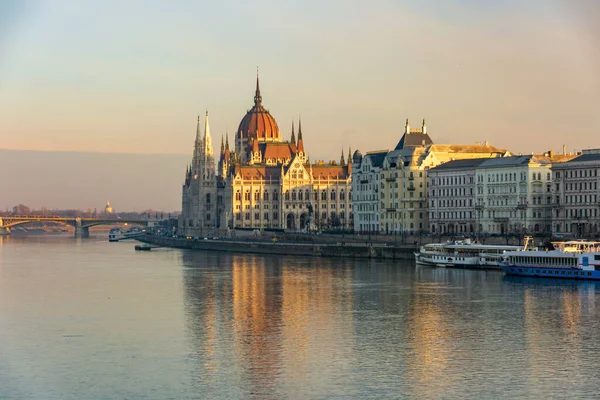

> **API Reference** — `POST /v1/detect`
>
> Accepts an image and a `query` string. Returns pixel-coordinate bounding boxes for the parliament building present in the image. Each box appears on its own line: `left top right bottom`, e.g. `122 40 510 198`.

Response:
179 77 352 237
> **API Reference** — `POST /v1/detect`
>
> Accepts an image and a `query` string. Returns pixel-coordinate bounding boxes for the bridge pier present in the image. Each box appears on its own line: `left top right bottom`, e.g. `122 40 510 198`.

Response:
74 218 90 238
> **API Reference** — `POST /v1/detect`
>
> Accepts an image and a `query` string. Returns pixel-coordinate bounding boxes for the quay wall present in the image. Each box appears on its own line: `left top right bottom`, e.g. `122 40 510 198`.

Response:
140 236 416 260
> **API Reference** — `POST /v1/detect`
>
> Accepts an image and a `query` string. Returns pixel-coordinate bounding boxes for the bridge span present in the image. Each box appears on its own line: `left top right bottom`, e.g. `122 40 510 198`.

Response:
0 216 153 237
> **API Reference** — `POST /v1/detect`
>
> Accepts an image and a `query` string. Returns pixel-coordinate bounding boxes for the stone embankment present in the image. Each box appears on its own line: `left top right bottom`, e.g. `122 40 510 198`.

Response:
140 235 417 260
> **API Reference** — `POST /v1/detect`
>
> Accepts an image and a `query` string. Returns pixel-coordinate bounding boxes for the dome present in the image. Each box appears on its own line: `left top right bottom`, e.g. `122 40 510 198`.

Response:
352 150 363 163
237 76 281 141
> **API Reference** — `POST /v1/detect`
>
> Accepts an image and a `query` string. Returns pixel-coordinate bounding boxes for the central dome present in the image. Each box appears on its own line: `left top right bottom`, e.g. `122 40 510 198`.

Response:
237 76 281 141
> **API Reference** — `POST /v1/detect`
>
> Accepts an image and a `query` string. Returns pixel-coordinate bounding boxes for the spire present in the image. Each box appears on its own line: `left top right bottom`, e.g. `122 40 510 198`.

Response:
405 118 410 134
290 120 296 145
220 135 225 155
225 133 230 151
340 149 345 165
297 117 304 153
422 118 427 134
254 69 262 106
196 114 201 143
203 110 213 157
347 147 352 166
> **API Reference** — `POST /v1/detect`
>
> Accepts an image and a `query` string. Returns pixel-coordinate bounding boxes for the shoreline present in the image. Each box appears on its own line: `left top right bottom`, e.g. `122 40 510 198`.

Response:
139 235 417 260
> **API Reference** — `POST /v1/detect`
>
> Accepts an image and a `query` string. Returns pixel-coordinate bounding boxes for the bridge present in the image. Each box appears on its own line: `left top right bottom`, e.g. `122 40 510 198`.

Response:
0 216 153 237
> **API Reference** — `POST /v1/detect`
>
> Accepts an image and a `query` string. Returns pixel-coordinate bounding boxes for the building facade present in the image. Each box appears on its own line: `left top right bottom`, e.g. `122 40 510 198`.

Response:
428 159 483 235
179 77 352 237
552 149 600 237
352 119 508 235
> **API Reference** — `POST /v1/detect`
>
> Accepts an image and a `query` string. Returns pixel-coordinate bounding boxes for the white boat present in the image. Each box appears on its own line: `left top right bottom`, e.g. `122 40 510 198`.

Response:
415 238 534 269
108 227 144 242
502 240 600 280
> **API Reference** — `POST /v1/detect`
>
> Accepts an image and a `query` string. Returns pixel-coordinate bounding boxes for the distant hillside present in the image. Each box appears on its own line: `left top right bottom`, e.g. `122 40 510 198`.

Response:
0 149 189 211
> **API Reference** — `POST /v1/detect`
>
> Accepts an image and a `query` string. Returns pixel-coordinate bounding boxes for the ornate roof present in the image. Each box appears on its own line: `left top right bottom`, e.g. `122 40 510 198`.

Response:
237 75 281 142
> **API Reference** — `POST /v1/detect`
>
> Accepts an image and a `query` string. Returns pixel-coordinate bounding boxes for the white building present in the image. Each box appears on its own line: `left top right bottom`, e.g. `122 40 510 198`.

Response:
552 149 600 237
351 150 387 233
475 156 557 236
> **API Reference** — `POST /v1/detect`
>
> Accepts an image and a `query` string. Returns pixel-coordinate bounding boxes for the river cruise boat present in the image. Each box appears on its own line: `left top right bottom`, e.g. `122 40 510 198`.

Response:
108 227 144 242
501 241 600 280
415 238 530 268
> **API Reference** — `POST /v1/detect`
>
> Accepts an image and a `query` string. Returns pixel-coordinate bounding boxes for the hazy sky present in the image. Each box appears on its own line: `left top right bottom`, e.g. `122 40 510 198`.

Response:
1 0 599 160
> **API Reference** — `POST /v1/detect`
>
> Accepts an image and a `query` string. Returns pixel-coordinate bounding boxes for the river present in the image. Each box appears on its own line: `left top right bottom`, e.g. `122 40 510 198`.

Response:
1 235 599 399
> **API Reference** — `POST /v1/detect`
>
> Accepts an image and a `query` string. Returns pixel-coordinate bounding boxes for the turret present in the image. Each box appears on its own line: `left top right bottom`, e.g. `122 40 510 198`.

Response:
422 119 427 134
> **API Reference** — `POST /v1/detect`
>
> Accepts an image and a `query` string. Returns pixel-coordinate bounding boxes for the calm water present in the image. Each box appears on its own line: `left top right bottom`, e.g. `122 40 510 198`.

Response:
1 236 600 399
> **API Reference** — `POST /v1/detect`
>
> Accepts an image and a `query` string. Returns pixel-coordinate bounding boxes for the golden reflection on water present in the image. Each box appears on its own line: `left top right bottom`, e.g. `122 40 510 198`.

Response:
405 282 452 398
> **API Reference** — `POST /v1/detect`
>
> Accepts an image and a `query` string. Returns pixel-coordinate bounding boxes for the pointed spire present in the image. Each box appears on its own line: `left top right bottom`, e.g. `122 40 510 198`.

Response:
290 120 296 145
203 110 213 157
225 133 230 151
340 149 345 165
195 114 201 145
254 68 262 105
347 147 352 166
297 117 305 153
220 135 225 154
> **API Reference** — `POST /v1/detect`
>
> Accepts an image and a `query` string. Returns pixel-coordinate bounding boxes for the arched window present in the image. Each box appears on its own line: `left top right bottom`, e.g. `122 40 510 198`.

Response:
292 191 297 201
273 191 278 201
285 191 290 201
235 191 241 201
264 192 269 201
321 191 326 201
330 191 336 201
206 193 211 204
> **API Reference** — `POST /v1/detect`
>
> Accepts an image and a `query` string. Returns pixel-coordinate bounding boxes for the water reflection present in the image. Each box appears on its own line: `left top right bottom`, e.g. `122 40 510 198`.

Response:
179 252 600 399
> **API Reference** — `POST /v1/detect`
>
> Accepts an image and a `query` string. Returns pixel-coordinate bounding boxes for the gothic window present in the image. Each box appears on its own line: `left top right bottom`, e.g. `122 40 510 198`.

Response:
244 191 250 201
245 213 250 220
206 193 211 204
206 213 210 221
298 191 303 201
264 212 269 220
292 191 297 201
273 212 278 220
273 191 278 201
340 191 345 200
321 191 326 201
236 213 241 220
254 213 259 220
330 191 336 201
264 192 269 201
285 191 290 201
321 212 327 220
254 192 260 201
235 191 241 201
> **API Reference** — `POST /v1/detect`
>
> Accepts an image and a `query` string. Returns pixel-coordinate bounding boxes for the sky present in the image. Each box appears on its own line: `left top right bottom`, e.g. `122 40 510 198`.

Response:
1 0 599 210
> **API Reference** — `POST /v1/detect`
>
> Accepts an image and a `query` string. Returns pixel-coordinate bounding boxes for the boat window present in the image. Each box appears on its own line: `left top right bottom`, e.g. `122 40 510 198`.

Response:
555 271 559 274
589 272 592 276
595 255 600 261
561 271 565 275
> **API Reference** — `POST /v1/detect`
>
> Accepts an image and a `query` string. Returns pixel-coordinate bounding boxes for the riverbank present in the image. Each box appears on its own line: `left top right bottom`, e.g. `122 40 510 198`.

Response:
139 235 417 260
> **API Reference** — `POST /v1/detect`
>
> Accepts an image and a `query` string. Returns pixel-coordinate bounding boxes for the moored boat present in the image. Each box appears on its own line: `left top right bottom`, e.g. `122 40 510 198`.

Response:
501 240 600 280
415 238 533 269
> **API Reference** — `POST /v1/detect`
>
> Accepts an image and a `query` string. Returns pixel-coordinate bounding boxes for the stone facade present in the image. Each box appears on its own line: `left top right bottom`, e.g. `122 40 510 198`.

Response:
352 119 508 235
179 77 352 237
428 159 482 235
552 149 600 237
